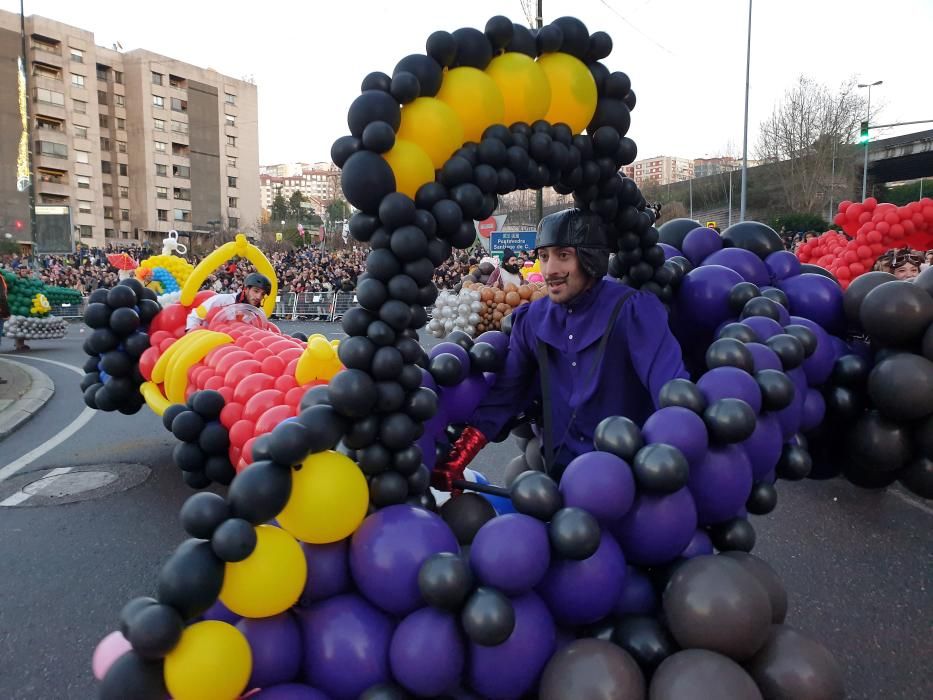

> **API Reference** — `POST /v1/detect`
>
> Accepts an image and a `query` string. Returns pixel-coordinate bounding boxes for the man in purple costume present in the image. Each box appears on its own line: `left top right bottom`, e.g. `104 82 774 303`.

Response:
433 209 687 491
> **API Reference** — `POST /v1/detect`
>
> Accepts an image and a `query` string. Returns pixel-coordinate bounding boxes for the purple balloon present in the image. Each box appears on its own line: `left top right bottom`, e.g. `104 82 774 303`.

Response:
467 592 556 699
759 288 792 325
697 366 762 414
703 248 770 287
779 273 845 335
676 265 745 332
765 250 801 280
390 608 464 697
682 227 723 266
350 505 458 616
614 565 657 616
441 375 489 424
642 406 709 466
237 613 302 690
740 412 784 480
788 315 835 386
420 366 438 394
299 594 393 699
471 514 551 594
254 684 330 700
659 242 683 259
430 341 471 366
423 404 450 440
417 432 438 471
537 531 626 626
612 488 698 566
681 529 714 559
559 451 636 523
475 330 509 356
300 539 350 606
203 598 240 625
743 315 783 340
801 388 826 432
776 368 807 440
688 445 754 525
746 342 783 372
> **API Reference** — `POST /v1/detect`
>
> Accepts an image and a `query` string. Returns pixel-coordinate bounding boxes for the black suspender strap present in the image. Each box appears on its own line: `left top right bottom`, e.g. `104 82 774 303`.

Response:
536 289 635 475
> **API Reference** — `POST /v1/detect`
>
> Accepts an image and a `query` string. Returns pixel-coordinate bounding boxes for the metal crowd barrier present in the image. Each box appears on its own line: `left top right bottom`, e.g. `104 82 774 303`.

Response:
271 292 297 319
51 298 88 319
331 292 358 322
294 292 337 321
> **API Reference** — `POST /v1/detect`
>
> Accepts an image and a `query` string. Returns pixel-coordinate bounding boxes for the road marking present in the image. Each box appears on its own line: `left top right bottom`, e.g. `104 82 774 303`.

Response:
4 356 84 376
0 467 73 506
890 487 933 517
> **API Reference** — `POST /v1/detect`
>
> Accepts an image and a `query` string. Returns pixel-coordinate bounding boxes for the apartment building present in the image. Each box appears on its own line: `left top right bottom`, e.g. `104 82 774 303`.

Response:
0 9 259 251
259 162 341 215
621 155 695 187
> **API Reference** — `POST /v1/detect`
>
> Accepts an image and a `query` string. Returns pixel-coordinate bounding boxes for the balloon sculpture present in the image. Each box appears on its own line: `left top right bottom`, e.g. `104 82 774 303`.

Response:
1 269 75 341
91 15 933 700
796 196 933 288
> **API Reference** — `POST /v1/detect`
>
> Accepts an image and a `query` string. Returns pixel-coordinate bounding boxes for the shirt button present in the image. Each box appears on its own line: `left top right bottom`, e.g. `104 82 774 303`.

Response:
572 361 577 367
568 334 573 340
568 309 573 314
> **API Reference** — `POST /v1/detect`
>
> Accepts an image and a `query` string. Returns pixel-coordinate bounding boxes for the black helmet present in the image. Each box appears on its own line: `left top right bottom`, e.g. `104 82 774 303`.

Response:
535 209 608 251
243 272 272 294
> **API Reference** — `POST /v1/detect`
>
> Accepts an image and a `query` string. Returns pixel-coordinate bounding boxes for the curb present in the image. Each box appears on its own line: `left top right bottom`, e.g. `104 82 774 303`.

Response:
0 358 55 441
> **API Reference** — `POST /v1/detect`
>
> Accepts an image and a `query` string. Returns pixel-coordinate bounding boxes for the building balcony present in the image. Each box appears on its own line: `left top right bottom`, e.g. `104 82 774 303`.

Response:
30 45 63 67
33 101 66 121
37 179 70 198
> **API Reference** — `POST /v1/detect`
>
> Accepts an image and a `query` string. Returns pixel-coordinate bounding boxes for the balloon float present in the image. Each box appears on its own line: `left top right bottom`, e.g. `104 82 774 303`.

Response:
91 15 933 700
1 269 76 341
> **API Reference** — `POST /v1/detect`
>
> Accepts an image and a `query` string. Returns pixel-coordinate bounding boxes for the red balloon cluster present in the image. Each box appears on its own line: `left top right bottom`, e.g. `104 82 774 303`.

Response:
796 197 933 288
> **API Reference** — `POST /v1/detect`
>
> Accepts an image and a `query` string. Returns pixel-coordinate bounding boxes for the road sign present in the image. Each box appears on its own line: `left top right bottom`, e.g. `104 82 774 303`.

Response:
490 231 536 259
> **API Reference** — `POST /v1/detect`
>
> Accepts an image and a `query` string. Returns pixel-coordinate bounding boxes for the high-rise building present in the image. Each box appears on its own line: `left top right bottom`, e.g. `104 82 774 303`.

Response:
621 155 694 187
259 162 341 216
0 9 259 251
693 156 741 178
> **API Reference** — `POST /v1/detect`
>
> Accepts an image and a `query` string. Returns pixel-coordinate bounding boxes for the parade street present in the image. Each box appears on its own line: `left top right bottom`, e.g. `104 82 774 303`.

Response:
0 322 931 700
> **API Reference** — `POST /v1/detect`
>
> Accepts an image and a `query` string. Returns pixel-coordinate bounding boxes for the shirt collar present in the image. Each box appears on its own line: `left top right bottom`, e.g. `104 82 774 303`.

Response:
564 278 604 312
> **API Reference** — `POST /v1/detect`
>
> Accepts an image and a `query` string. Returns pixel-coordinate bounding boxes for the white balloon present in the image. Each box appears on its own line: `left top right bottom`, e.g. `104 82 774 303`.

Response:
458 304 471 315
471 301 482 312
468 313 481 324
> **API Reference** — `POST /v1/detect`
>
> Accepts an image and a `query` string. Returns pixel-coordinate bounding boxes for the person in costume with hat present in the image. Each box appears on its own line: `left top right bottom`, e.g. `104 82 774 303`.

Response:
487 248 525 289
890 248 923 281
185 272 273 331
433 209 688 490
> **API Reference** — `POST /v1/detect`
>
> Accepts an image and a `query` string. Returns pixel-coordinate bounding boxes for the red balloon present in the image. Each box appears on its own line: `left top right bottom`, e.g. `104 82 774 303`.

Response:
843 250 857 264
285 386 307 408
228 446 242 470
217 386 234 404
204 375 225 391
229 419 255 449
159 338 176 354
833 213 846 227
205 344 240 369
191 290 216 308
139 347 159 381
890 224 905 239
847 204 863 220
254 348 274 361
870 243 886 255
255 404 295 435
233 373 276 403
220 402 244 429
875 221 890 235
150 330 171 347
157 304 188 332
274 375 298 393
189 364 209 387
864 196 878 208
225 359 264 388
857 245 872 260
261 356 287 377
858 212 872 225
867 230 882 244
849 262 865 276
244 341 264 355
241 438 256 467
835 266 851 280
243 389 285 421
216 350 254 375
285 358 300 376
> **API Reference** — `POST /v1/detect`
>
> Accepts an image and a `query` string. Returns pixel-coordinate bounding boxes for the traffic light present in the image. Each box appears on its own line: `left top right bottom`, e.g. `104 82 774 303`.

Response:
859 121 869 144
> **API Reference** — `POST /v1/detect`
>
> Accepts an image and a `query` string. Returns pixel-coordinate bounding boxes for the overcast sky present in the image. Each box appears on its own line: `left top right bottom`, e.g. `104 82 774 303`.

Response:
6 0 930 166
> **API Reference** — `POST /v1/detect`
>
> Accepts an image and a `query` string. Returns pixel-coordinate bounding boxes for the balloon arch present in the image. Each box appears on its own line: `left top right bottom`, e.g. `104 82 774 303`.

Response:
87 14 933 700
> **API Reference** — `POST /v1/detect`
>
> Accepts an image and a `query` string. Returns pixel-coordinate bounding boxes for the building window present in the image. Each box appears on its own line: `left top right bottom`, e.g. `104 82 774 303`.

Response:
119 185 129 198
154 141 167 154
36 141 67 158
170 97 187 112
224 92 236 105
172 142 189 157
156 164 167 177
102 183 113 197
114 71 123 85
74 125 88 138
173 165 190 179
33 63 61 80
174 209 191 222
78 201 92 215
119 163 128 176
226 135 236 147
100 115 110 129
229 217 239 229
174 187 191 201
153 118 165 131
117 140 127 153
151 71 163 85
156 186 168 199
121 209 130 221
36 87 65 106
71 73 85 87
97 90 108 105
157 209 168 221
76 175 90 189
76 150 89 164
96 65 109 80
225 114 236 127
227 156 236 168
116 117 125 130
104 228 114 238
101 160 112 174
152 95 164 108
171 120 188 134
104 206 113 219
169 74 185 88
114 94 125 107
36 116 63 132
228 197 238 208
100 137 111 151
79 225 93 237
227 176 237 188
70 48 84 63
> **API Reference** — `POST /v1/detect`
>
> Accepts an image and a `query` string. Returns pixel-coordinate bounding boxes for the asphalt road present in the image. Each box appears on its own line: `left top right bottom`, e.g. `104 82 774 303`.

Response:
0 321 930 699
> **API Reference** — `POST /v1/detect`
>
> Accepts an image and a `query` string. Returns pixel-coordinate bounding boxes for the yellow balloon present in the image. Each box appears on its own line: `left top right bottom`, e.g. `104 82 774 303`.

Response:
397 97 464 169
277 450 369 544
164 621 251 700
436 67 505 144
485 53 551 126
537 52 597 135
220 525 307 618
383 139 435 198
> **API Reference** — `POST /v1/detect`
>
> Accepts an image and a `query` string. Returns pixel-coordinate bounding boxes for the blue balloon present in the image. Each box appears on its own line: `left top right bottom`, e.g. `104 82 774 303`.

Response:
681 227 723 266
765 250 801 281
704 247 770 287
779 273 845 336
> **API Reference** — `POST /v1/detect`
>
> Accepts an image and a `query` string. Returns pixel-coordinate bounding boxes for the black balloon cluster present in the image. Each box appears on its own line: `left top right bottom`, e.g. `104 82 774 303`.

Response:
162 390 236 488
80 280 160 415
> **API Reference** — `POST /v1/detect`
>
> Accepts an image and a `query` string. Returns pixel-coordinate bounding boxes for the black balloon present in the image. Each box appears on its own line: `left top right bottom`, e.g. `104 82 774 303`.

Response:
746 481 778 515
776 443 812 480
899 456 933 499
210 517 257 563
156 539 225 619
510 471 563 521
741 296 783 322
831 353 869 388
706 338 754 373
709 518 757 553
228 460 292 525
593 415 644 461
766 334 805 370
418 552 473 610
328 368 378 418
632 444 689 493
549 507 601 560
98 651 167 700
179 492 229 539
717 322 759 344
370 471 410 507
867 353 933 421
452 27 493 69
347 90 400 137
198 422 229 456
125 603 183 658
440 493 497 545
721 221 784 259
755 369 796 411
612 614 678 673
842 270 897 327
341 151 396 214
860 280 933 346
461 587 515 646
657 218 701 251
429 353 465 386
704 398 756 444
171 410 204 443
507 23 537 57
846 409 912 474
658 378 707 414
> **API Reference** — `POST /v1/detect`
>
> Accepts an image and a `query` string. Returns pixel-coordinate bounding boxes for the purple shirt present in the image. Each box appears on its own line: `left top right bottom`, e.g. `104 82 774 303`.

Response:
472 279 688 466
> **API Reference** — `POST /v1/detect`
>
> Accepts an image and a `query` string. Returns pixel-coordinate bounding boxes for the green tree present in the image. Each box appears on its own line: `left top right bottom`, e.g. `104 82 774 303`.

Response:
288 190 305 221
270 194 288 224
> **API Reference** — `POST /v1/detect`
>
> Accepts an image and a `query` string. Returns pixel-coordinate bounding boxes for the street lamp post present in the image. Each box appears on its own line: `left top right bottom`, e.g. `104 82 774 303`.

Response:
740 0 753 222
858 80 882 201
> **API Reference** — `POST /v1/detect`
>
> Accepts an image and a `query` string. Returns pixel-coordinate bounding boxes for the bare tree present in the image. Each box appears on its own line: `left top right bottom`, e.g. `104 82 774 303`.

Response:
756 75 866 214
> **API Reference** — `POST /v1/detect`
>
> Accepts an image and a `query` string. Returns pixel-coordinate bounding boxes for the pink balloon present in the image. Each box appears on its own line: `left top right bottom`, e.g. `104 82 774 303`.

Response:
92 630 132 680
